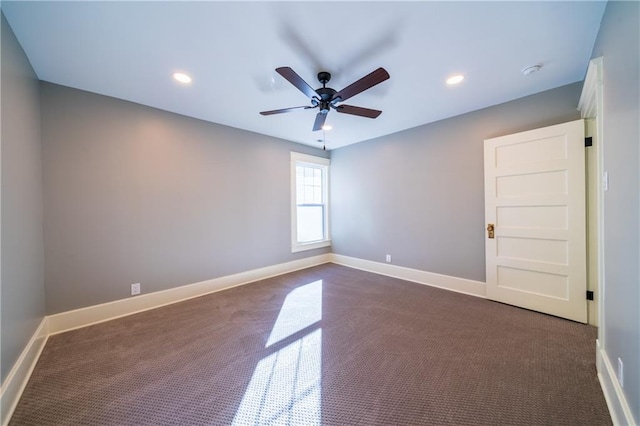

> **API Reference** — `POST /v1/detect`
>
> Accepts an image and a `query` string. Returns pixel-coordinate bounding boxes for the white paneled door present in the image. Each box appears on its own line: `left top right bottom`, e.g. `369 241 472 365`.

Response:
484 120 587 323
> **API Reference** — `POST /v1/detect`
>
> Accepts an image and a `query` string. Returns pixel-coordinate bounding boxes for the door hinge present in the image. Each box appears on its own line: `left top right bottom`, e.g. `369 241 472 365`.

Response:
586 290 594 301
585 137 593 147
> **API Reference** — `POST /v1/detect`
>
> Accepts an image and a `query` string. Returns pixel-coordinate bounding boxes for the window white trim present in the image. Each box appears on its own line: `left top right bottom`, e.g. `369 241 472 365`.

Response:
290 152 331 253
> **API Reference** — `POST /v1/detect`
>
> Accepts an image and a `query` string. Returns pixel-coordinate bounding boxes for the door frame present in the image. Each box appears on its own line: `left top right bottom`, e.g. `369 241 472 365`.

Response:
577 57 604 335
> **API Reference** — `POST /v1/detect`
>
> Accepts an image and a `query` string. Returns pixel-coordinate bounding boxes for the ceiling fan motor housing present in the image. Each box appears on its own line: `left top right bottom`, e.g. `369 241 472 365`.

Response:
316 87 338 113
316 72 338 113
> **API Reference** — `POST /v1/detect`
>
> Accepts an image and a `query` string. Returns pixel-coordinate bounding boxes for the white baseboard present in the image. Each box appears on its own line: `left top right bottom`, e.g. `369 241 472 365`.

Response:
596 340 637 426
48 254 331 335
330 254 486 298
0 317 49 426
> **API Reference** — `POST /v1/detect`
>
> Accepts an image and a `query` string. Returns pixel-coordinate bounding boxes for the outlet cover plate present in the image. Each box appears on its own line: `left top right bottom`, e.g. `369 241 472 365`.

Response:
131 283 141 296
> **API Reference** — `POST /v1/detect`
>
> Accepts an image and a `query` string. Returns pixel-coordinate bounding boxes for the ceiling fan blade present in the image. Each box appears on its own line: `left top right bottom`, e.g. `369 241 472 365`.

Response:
335 104 382 118
276 67 318 99
312 112 328 131
260 106 312 116
331 67 390 103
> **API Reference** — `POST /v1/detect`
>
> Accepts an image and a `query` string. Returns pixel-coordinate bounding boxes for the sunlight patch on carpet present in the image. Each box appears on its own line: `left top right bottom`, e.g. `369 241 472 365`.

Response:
266 280 322 347
232 280 322 425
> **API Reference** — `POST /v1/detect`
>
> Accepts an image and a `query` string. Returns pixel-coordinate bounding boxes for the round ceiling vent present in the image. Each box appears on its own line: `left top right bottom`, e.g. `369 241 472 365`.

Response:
522 64 542 76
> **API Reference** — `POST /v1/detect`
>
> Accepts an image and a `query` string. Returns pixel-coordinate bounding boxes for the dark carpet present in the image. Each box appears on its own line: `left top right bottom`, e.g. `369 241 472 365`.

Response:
10 263 611 425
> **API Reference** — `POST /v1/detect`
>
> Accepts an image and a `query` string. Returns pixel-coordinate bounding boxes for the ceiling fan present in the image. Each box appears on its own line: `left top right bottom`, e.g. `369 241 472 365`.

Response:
260 66 390 131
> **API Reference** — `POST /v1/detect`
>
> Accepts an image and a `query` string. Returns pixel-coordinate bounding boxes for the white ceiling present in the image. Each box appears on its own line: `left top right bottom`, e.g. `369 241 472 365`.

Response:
2 1 606 150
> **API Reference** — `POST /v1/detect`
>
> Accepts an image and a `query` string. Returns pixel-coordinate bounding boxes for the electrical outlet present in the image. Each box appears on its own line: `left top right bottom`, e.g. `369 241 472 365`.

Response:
617 357 624 387
386 254 391 263
131 283 141 296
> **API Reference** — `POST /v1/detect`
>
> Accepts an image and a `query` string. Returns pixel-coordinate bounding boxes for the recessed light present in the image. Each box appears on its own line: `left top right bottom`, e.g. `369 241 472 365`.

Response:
322 125 333 131
446 74 465 85
173 72 192 84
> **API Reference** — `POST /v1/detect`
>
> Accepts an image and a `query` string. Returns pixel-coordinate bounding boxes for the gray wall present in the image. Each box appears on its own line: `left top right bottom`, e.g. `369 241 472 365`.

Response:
330 83 582 282
40 83 329 314
0 13 46 382
591 1 640 419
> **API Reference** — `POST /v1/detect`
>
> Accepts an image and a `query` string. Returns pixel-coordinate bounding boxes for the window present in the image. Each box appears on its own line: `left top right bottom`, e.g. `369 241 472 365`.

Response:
291 152 330 252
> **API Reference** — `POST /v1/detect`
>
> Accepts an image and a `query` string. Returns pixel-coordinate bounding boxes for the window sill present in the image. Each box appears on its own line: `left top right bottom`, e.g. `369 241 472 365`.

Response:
291 240 331 253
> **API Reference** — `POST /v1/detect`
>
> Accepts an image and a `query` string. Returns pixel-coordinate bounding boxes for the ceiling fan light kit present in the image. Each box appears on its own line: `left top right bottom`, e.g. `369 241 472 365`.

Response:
260 66 390 132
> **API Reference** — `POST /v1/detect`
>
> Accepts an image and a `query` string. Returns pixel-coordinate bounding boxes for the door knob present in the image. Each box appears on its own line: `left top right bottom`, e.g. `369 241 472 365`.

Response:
487 223 495 239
